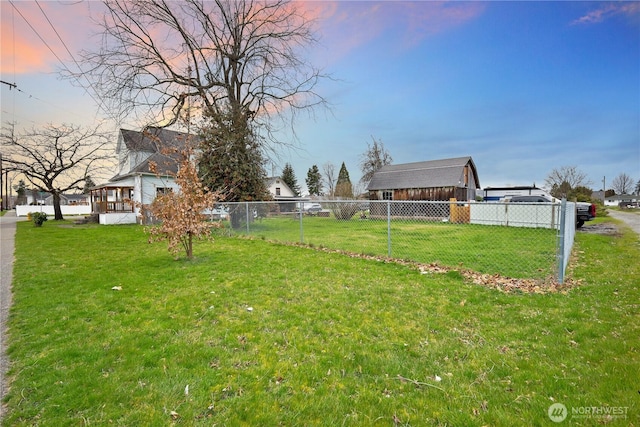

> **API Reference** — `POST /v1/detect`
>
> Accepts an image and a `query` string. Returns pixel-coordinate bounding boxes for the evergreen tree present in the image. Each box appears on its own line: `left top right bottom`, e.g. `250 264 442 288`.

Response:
335 162 353 198
83 176 96 194
198 109 270 228
14 180 27 205
306 165 323 196
198 110 270 204
281 163 300 196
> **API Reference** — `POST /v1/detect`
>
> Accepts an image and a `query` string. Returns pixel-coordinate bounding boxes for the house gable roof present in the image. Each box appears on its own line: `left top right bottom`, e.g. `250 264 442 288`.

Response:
112 127 198 180
118 127 194 153
266 176 296 198
367 156 480 191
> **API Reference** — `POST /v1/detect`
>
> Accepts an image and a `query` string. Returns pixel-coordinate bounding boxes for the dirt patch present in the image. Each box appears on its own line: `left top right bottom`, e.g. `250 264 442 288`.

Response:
577 222 620 236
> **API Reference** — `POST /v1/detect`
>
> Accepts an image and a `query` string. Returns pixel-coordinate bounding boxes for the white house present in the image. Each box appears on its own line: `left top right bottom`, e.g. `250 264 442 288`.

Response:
92 128 309 224
91 127 194 225
604 194 640 207
265 176 297 200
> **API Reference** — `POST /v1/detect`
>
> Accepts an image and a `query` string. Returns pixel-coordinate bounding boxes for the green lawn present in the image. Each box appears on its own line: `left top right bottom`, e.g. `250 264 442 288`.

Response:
225 216 559 279
2 218 638 426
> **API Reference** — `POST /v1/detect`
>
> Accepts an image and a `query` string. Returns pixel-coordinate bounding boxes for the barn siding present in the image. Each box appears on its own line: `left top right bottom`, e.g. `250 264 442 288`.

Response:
368 187 470 218
368 186 469 202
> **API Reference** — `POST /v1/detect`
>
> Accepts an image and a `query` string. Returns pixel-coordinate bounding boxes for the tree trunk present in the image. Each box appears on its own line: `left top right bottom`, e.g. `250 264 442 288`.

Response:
52 192 63 220
186 233 193 259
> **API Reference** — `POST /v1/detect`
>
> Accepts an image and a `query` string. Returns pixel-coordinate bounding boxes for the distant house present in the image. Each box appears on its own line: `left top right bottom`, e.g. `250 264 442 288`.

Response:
367 156 480 202
15 190 89 206
265 176 297 200
44 193 90 206
91 127 197 225
604 194 640 207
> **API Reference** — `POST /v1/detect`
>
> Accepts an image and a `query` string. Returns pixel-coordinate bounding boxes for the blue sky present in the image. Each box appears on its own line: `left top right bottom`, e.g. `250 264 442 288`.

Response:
1 1 638 192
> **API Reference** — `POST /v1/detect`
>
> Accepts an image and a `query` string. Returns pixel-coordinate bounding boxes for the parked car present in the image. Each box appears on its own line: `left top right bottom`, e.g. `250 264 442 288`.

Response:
508 195 596 228
305 203 322 214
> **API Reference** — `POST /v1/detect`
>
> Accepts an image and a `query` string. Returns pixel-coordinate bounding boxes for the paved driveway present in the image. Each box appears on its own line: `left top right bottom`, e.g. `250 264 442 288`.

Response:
0 211 27 420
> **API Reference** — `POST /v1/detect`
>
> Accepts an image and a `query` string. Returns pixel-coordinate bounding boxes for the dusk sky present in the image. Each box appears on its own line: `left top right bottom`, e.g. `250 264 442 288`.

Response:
1 1 639 192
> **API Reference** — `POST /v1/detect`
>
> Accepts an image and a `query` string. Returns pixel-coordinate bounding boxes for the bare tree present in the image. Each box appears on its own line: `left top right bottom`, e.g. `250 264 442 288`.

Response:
72 0 326 140
611 173 634 195
322 162 336 197
359 136 392 187
1 123 115 220
544 166 592 199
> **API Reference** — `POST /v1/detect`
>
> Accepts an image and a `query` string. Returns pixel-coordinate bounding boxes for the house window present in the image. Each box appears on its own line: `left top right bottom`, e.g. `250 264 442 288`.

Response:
156 187 172 195
276 187 281 196
382 190 393 200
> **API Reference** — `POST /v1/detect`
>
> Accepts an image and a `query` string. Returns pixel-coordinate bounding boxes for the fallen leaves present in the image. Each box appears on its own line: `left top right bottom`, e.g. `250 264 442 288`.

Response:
256 238 577 294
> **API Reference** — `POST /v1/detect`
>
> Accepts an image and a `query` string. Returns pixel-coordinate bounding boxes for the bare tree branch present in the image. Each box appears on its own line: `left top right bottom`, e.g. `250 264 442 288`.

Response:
359 136 393 187
322 162 336 198
544 165 592 199
611 173 634 195
1 123 116 220
67 0 328 145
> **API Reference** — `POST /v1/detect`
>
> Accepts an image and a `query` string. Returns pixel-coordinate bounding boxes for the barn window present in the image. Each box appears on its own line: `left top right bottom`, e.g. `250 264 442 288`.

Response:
382 190 393 200
276 187 281 196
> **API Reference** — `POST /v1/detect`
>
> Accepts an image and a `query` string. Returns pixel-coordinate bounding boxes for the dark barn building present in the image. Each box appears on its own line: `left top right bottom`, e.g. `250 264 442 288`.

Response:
367 156 480 218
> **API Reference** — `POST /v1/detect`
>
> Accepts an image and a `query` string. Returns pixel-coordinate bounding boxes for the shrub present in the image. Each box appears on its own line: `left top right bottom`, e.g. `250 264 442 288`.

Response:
328 200 359 220
31 212 48 227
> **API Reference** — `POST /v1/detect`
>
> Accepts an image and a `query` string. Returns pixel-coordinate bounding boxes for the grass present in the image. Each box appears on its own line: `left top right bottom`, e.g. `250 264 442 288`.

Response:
224 216 558 279
2 218 639 426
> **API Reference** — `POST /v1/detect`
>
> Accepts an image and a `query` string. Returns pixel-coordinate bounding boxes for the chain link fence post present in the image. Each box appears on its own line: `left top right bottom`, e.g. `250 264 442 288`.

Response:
387 200 392 257
557 198 567 284
299 201 304 243
245 202 250 234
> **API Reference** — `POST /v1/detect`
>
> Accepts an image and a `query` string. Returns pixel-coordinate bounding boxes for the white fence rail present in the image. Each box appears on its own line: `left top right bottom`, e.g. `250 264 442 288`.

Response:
470 202 559 229
16 205 92 217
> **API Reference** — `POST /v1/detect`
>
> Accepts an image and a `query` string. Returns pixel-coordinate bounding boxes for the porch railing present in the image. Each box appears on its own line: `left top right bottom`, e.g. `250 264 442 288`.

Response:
93 201 134 214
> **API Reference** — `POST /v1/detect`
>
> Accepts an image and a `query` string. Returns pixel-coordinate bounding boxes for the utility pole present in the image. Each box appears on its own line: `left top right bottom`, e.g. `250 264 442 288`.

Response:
0 153 3 210
0 80 17 90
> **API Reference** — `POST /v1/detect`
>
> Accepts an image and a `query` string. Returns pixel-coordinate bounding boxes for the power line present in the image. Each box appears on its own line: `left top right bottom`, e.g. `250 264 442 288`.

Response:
0 81 17 90
6 0 111 123
33 0 109 118
7 1 70 74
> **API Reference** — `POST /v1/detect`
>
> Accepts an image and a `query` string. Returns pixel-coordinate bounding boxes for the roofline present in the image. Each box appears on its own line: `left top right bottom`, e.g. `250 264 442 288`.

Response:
483 186 542 191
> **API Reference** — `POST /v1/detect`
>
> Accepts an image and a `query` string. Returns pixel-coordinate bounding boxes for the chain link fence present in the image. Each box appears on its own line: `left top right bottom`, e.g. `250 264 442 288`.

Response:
210 200 576 283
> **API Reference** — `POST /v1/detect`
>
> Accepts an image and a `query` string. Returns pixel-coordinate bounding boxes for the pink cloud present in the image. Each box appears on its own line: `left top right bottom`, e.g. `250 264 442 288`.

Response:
571 2 640 25
403 2 485 46
309 1 485 63
2 1 484 76
1 1 99 75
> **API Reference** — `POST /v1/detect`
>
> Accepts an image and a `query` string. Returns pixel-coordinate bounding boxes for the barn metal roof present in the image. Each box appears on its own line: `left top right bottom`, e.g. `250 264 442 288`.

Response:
367 156 479 190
